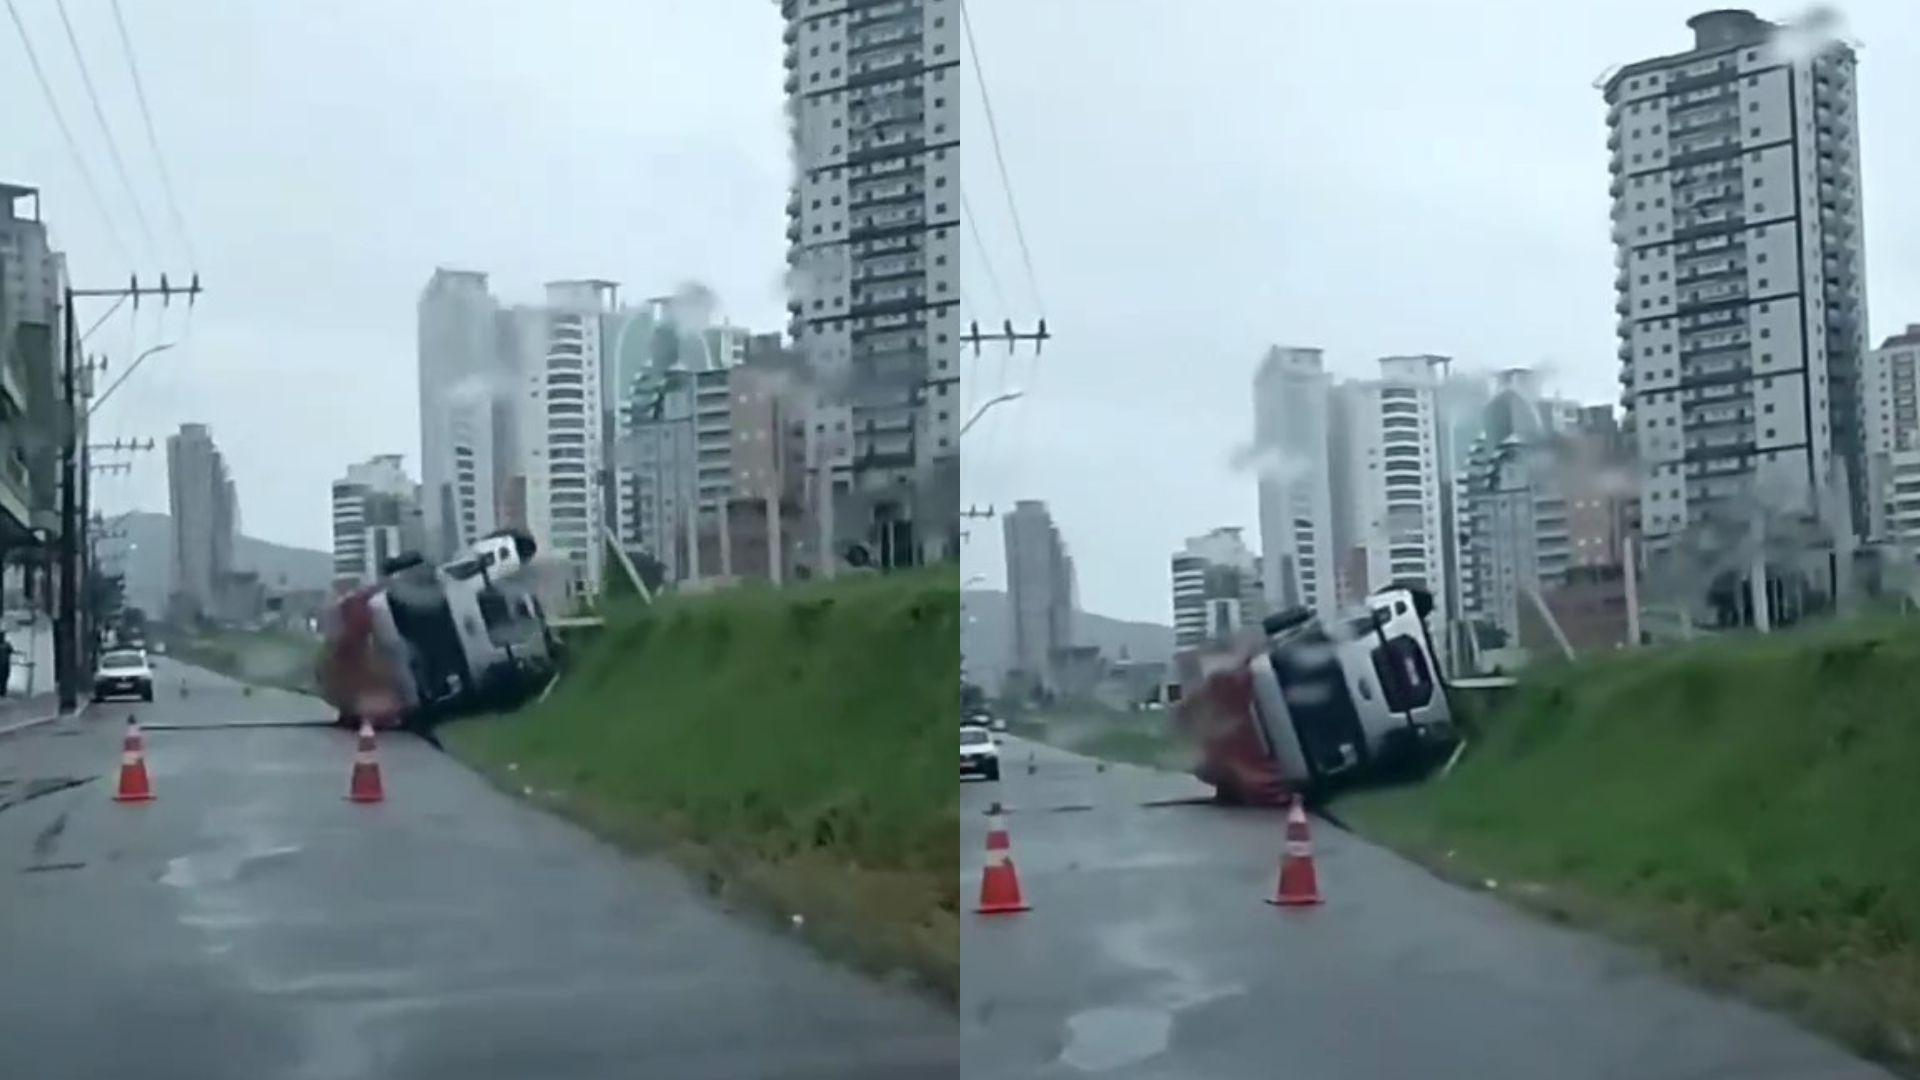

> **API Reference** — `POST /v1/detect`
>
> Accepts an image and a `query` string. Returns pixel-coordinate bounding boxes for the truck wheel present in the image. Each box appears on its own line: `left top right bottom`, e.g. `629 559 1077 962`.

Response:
140 688 154 703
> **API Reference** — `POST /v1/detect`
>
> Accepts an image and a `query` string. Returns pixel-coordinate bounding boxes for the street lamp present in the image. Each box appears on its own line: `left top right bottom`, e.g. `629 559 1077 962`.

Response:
962 391 1023 437
87 342 177 418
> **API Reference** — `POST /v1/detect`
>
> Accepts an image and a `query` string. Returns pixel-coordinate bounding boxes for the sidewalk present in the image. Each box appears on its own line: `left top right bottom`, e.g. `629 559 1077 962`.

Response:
0 691 64 738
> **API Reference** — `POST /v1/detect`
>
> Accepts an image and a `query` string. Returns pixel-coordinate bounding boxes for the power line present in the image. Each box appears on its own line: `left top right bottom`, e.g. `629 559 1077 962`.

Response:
960 189 1009 317
5 0 130 262
53 0 160 260
108 0 194 265
79 292 127 343
959 0 1043 315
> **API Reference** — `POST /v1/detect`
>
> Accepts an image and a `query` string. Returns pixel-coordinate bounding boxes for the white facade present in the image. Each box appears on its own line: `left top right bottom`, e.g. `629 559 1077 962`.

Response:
1171 527 1265 650
1605 10 1868 545
1338 358 1449 601
783 0 962 566
1253 346 1337 620
1862 326 1920 546
330 454 423 589
517 281 616 602
417 269 511 561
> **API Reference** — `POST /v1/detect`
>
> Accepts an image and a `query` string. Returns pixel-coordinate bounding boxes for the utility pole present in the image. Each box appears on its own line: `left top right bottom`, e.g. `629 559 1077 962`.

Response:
961 319 1050 357
57 274 199 712
960 505 995 546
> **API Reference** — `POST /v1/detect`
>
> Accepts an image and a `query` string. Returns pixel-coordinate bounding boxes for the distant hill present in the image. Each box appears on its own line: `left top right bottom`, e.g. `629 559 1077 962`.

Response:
961 588 1174 691
104 511 333 616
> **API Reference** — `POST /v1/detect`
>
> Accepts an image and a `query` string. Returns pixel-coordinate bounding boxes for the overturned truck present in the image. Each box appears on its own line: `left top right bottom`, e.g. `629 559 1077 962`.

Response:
315 528 560 732
1175 584 1460 805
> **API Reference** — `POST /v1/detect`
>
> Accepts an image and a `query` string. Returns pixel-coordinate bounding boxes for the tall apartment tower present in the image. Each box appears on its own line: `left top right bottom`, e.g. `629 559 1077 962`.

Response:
1253 346 1337 620
1862 326 1920 546
1001 499 1073 689
1604 10 1868 546
418 269 512 561
781 0 962 569
518 280 617 602
165 423 236 621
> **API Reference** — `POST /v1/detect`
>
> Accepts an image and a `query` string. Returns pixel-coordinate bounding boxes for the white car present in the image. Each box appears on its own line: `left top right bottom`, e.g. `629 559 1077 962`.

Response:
961 724 1000 781
93 648 155 703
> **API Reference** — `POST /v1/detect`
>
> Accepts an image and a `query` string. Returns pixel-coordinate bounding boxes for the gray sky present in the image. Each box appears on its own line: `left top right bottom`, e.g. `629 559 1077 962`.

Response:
10 3 1913 623
958 0 1920 625
5 0 789 552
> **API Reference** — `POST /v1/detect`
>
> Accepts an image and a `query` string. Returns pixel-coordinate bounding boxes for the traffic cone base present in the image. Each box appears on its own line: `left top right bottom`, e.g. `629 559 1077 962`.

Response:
1268 795 1323 907
976 802 1030 915
977 849 1031 914
347 720 385 803
114 718 155 803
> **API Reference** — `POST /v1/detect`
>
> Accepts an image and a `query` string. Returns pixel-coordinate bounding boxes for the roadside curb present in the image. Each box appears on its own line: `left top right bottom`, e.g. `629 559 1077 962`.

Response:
0 700 90 740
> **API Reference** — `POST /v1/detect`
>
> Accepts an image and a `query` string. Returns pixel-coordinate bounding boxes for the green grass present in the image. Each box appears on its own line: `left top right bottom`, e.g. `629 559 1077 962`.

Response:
1009 707 1189 771
1340 615 1920 1071
443 567 959 1000
161 627 319 694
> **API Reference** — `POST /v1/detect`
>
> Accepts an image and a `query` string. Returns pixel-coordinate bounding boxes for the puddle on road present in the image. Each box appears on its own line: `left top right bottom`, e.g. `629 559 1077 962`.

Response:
160 844 302 889
1058 1006 1172 1072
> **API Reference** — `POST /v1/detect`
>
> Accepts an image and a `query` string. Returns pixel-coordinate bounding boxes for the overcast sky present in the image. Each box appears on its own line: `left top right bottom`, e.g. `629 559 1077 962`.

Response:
5 0 789 552
958 0 1920 625
9 3 1915 625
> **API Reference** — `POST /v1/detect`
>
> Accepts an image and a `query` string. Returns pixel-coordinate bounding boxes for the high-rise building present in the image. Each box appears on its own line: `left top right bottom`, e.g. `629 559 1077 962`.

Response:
1604 10 1868 547
515 280 618 602
418 269 516 562
1458 376 1633 653
0 183 65 550
1335 358 1449 601
1170 527 1264 651
1002 499 1073 688
1862 325 1920 546
330 454 425 591
726 336 809 583
781 0 962 570
1253 346 1337 619
614 313 762 584
165 423 236 621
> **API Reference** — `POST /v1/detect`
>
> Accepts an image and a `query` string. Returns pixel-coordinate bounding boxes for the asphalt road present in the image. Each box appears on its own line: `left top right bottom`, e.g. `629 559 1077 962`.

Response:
960 735 1893 1080
0 660 954 1079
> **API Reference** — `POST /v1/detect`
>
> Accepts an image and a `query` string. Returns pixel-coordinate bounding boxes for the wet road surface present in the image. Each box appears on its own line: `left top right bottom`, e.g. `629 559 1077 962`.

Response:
0 661 954 1079
960 736 1892 1079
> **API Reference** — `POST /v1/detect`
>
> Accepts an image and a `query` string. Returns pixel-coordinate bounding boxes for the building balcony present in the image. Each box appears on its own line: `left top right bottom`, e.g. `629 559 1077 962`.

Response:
1667 63 1736 95
848 24 917 54
1683 408 1752 430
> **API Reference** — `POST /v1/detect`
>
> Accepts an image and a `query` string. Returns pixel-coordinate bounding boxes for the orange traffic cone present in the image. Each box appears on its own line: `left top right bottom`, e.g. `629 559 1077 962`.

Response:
1267 793 1322 907
346 719 385 803
113 716 154 803
976 801 1030 914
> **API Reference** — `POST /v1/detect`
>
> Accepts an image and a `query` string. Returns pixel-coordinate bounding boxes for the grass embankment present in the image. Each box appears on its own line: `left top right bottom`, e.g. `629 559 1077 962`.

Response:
444 568 959 999
1008 707 1188 771
161 627 319 694
1340 616 1920 1070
